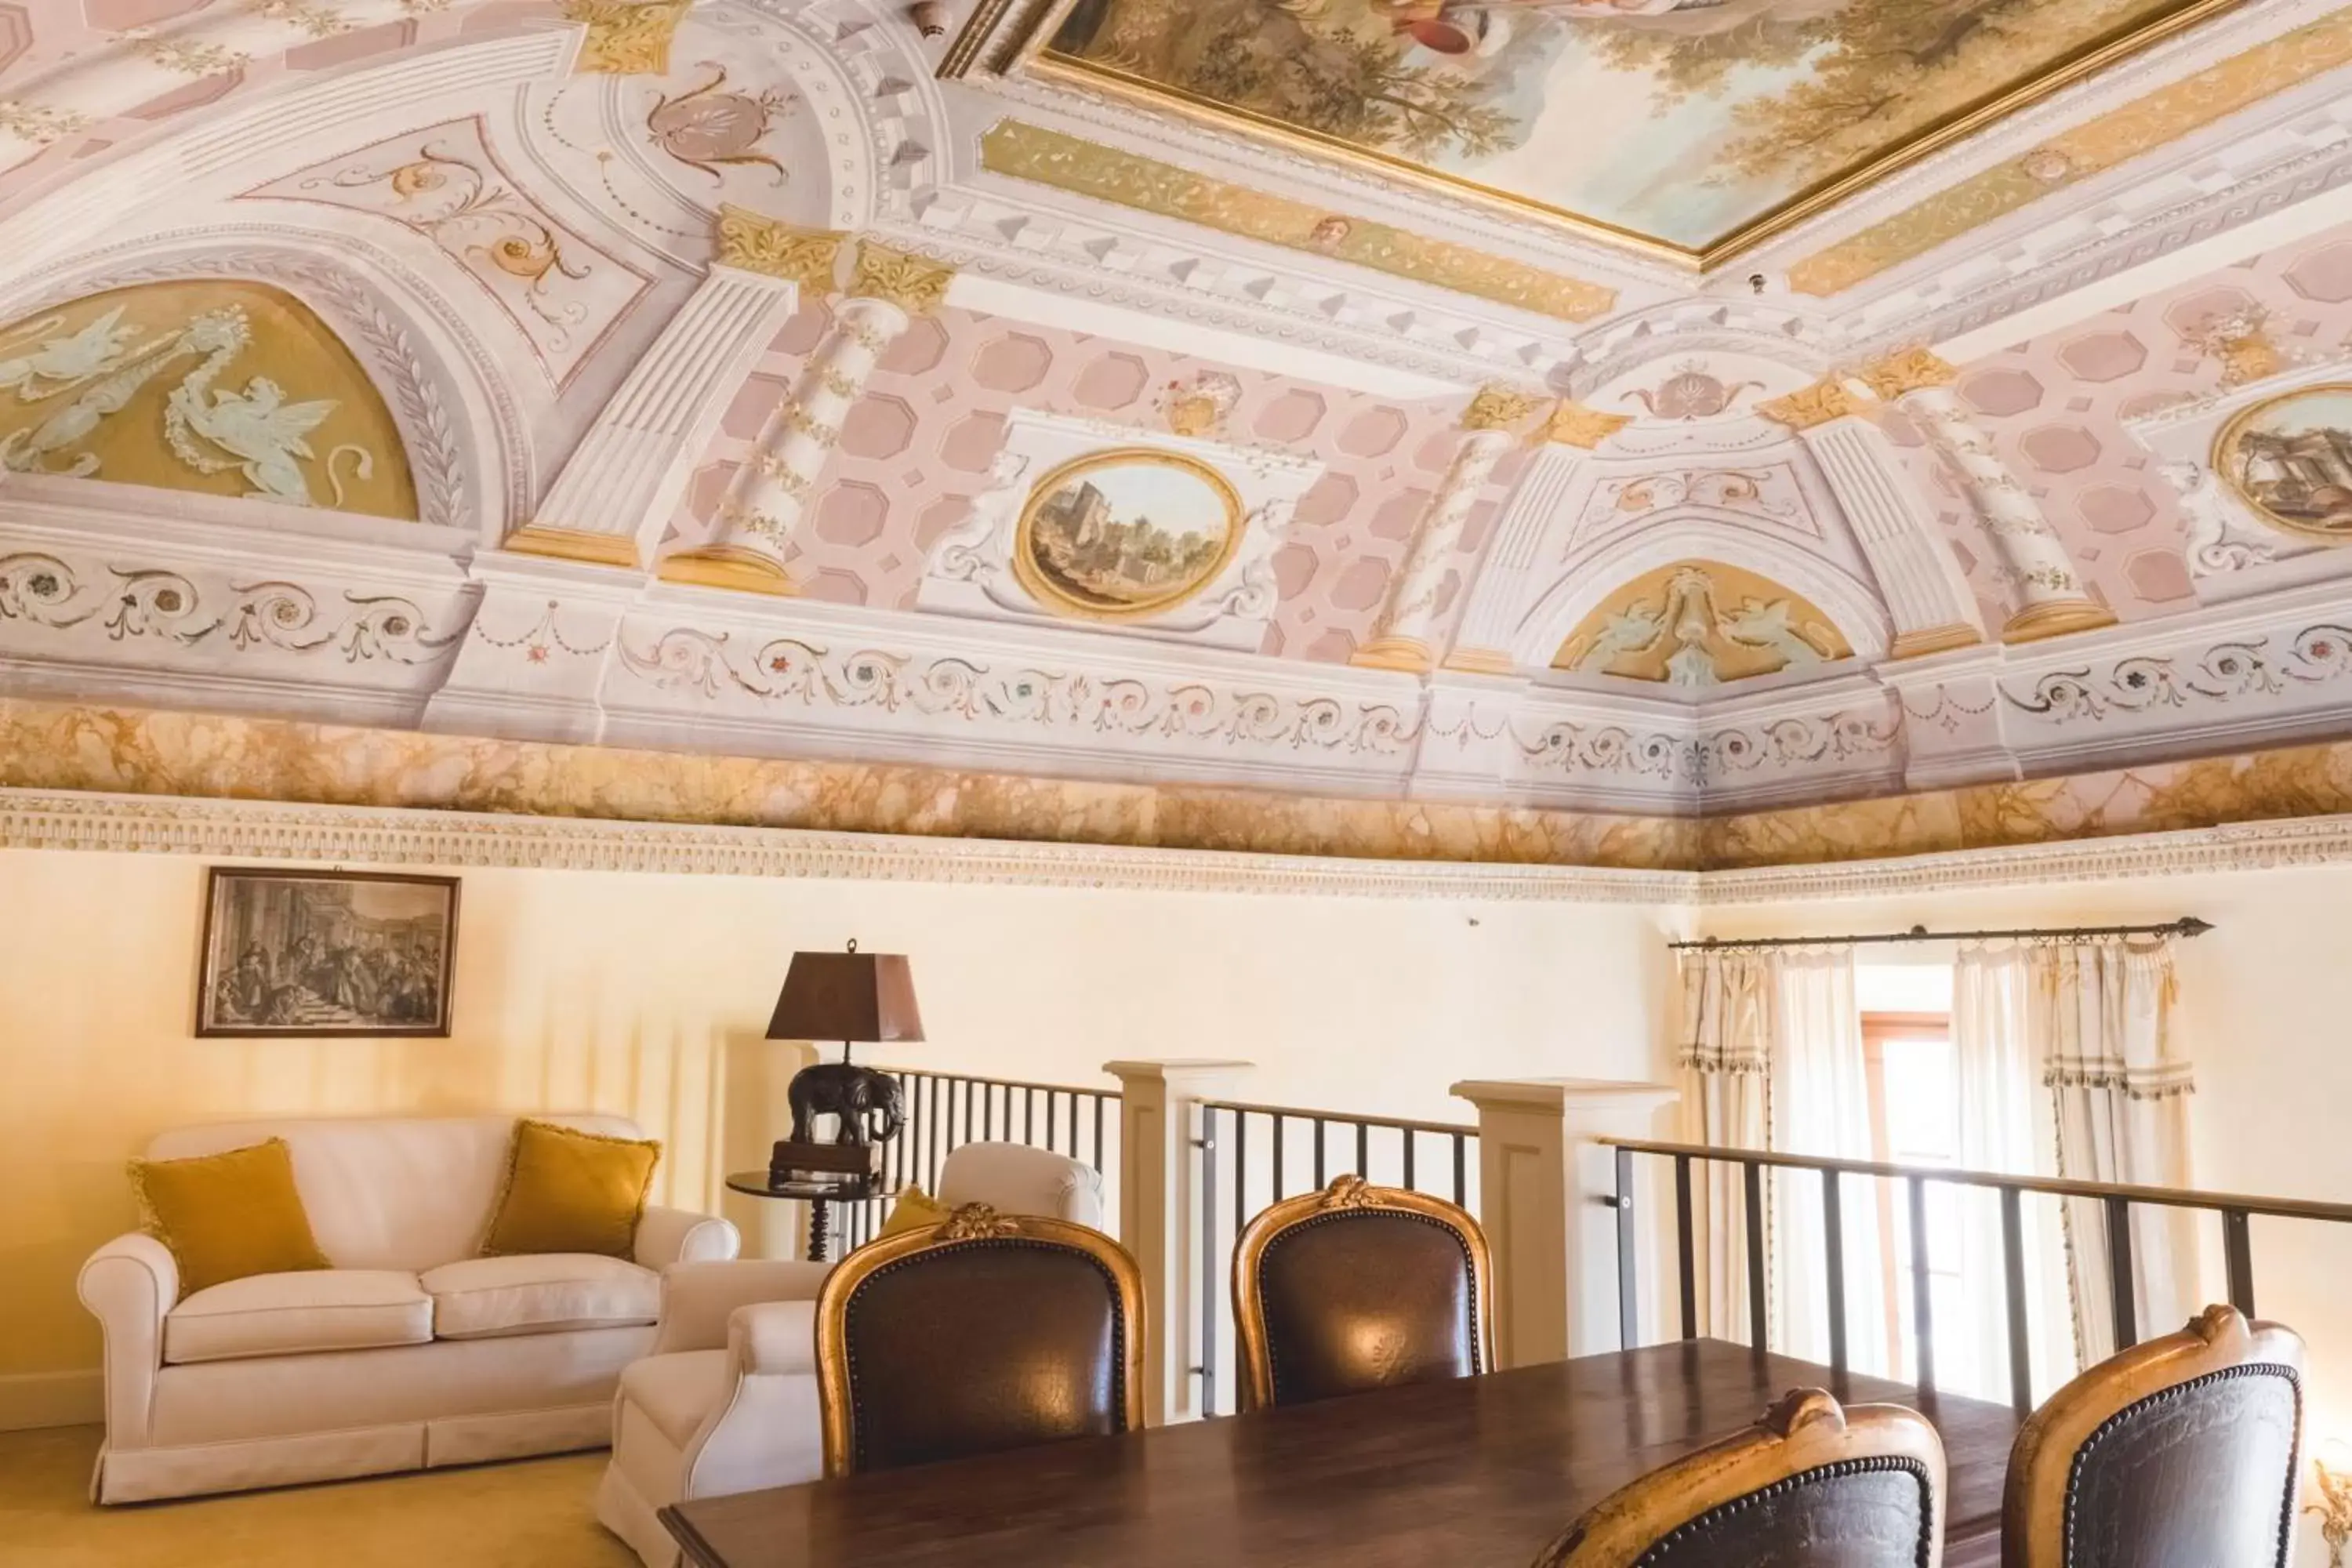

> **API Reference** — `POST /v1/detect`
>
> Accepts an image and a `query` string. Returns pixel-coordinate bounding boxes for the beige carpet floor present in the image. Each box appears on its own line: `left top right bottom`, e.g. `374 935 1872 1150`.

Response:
2 1425 639 1567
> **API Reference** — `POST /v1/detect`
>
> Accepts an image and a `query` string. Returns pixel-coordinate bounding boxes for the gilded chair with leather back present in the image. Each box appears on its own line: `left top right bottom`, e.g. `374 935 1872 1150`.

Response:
2004 1303 2305 1568
811 1200 1145 1477
1536 1388 1947 1568
1232 1172 1493 1412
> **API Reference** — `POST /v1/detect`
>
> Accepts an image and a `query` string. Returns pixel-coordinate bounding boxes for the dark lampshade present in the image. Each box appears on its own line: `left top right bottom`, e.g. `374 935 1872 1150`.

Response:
765 943 924 1046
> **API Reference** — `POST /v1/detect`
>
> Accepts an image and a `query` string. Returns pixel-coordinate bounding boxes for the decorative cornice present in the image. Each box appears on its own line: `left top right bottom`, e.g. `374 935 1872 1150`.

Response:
1786 9 2352 296
848 241 956 316
561 0 693 76
1857 348 1958 401
1755 380 1860 430
974 120 1617 325
9 790 2352 909
1700 814 2352 901
713 207 844 291
1539 400 1632 449
0 789 1695 905
1463 385 1546 434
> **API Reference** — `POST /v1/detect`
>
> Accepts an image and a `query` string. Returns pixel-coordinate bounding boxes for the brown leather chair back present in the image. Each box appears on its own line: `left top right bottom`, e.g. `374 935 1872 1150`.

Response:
1232 1173 1492 1412
813 1203 1145 1476
2004 1304 2304 1568
1537 1388 1947 1568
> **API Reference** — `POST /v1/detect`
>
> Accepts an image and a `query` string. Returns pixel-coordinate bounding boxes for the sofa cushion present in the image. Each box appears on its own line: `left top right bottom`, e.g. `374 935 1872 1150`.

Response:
145 1114 648 1273
164 1269 432 1364
131 1138 332 1298
480 1120 662 1260
422 1254 659 1339
619 1348 731 1449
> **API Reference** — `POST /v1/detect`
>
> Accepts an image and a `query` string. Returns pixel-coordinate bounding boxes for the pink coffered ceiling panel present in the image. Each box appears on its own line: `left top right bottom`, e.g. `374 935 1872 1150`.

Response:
1895 223 2352 627
672 303 1491 663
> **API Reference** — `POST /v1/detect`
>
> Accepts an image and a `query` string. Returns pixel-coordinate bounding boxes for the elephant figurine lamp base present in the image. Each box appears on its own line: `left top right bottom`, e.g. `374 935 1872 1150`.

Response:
768 1138 885 1181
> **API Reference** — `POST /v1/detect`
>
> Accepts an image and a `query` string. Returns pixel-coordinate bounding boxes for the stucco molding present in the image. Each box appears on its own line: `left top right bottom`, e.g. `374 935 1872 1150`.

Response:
0 788 1696 905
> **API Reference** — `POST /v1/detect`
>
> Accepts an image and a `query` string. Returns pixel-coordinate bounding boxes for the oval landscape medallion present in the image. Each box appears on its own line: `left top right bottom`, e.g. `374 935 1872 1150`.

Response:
2216 383 2352 542
1014 448 1243 619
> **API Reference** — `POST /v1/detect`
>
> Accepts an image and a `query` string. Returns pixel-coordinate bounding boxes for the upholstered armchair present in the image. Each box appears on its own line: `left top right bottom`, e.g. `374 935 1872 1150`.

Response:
596 1142 1107 1568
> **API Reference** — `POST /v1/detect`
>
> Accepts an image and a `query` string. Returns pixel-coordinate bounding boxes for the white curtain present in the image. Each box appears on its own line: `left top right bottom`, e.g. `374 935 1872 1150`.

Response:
1949 946 2078 1403
1768 947 1889 1375
2034 938 2203 1364
1675 947 1773 1341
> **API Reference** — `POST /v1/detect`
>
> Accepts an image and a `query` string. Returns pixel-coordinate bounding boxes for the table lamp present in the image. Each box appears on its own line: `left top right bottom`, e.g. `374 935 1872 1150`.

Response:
765 938 923 1181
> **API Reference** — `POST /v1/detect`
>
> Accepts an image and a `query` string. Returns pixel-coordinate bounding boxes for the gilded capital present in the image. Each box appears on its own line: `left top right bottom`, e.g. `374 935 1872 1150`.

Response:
561 0 691 75
1460 384 1544 434
848 241 956 316
1539 398 1631 449
1755 379 1860 430
1859 347 1958 401
714 208 844 291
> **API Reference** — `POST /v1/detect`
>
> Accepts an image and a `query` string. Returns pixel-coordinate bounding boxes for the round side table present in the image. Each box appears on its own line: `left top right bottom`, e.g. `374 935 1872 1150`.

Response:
724 1171 902 1263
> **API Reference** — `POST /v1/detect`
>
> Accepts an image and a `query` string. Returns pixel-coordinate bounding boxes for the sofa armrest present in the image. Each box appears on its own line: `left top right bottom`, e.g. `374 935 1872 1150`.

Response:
634 1205 741 1271
730 1299 818 1377
653 1258 830 1354
77 1233 177 1446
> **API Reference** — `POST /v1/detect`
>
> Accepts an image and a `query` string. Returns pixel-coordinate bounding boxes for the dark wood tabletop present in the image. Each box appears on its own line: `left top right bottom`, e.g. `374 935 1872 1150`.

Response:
662 1340 2018 1568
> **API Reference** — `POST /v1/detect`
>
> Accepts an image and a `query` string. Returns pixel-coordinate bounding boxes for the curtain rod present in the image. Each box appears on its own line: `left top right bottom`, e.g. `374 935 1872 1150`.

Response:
1668 917 2214 952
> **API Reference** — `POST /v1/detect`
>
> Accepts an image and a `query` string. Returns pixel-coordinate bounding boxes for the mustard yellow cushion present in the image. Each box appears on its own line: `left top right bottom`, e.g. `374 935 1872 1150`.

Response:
480 1120 661 1259
128 1138 332 1300
877 1185 952 1241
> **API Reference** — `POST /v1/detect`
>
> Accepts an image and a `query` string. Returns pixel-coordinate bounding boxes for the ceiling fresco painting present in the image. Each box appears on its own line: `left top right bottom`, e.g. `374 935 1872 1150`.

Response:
1034 0 2234 259
3 0 2352 833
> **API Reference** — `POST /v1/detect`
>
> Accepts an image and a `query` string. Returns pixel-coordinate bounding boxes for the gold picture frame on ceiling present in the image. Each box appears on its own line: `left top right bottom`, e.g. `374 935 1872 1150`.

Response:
1011 447 1247 622
950 0 2249 270
2212 383 2352 544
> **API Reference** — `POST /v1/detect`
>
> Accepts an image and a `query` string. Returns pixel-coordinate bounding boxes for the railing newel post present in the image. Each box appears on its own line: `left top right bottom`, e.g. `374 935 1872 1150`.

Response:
1674 1153 1696 1343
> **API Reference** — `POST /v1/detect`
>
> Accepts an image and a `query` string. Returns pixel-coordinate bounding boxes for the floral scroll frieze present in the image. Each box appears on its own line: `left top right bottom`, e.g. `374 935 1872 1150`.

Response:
0 552 459 666
1509 706 1898 791
615 626 1422 756
2005 626 2352 724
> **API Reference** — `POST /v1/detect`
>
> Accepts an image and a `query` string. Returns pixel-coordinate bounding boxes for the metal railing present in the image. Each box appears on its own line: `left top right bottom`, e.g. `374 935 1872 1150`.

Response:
835 1069 1122 1251
1193 1098 1479 1416
1602 1137 2352 1417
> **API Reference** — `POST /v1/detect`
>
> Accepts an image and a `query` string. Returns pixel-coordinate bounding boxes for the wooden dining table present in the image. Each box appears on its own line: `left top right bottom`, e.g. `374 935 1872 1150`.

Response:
662 1339 2019 1567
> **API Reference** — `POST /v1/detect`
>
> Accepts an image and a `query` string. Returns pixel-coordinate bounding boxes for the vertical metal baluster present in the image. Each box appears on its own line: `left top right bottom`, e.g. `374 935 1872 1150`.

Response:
2223 1208 2256 1316
2104 1195 2137 1351
1452 1134 1467 1209
1049 1090 1061 1153
1356 1121 1369 1178
1234 1109 1249 1249
927 1077 942 1194
1314 1120 1327 1188
1092 1094 1105 1174
1615 1145 1638 1352
1744 1160 1767 1352
2001 1185 2032 1419
1025 1087 1036 1147
1675 1154 1697 1342
1403 1128 1417 1194
1909 1176 1936 1392
1199 1105 1219 1418
1822 1169 1847 1377
1272 1116 1286 1200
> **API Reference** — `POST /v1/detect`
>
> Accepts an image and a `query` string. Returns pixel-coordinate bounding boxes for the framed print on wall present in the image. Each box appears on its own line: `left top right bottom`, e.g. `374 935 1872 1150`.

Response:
197 868 459 1037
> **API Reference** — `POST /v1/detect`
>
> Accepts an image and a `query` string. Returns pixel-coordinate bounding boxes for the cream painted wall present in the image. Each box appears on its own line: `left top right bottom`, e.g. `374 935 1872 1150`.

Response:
0 846 1683 1421
1703 862 2352 1564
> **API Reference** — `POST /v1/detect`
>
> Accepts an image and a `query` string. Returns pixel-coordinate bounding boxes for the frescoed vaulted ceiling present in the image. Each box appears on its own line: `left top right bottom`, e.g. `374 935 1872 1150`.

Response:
5 0 2352 829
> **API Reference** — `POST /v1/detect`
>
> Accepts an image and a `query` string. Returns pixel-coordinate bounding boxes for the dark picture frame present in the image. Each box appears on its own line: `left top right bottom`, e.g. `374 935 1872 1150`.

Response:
196 867 459 1038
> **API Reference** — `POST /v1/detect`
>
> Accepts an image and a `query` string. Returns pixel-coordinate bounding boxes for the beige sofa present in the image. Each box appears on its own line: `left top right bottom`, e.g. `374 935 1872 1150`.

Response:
78 1114 738 1503
597 1142 1106 1567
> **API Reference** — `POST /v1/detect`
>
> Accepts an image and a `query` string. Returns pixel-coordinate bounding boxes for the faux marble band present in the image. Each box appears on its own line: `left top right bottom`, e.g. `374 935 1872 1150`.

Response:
3 699 2352 878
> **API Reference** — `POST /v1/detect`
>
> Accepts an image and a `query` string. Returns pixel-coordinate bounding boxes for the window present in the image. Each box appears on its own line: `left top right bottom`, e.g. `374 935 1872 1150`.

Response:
1861 1011 1965 1379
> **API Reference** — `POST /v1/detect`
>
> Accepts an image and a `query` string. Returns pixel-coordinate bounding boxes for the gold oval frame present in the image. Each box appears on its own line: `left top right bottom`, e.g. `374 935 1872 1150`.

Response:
2212 383 2352 544
1011 447 1244 622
